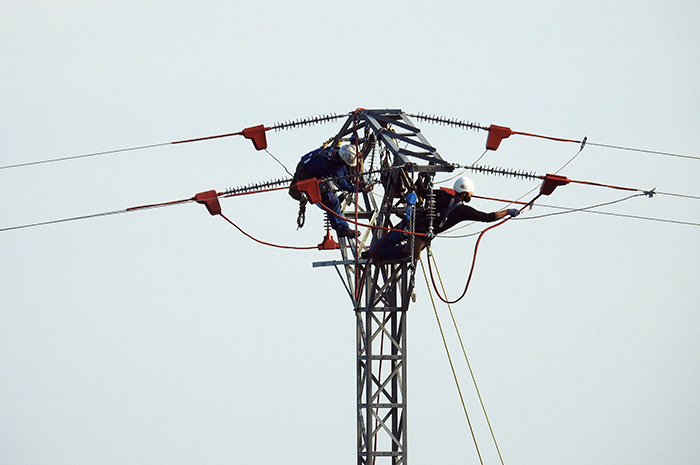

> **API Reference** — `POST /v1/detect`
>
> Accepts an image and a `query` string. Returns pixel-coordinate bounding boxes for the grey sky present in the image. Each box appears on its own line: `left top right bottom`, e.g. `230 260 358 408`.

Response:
1 1 699 464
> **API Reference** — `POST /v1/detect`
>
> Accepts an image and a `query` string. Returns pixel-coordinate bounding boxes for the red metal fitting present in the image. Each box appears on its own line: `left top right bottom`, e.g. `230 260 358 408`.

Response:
317 230 340 250
540 174 570 196
295 178 322 204
194 190 222 216
486 125 513 151
243 125 268 151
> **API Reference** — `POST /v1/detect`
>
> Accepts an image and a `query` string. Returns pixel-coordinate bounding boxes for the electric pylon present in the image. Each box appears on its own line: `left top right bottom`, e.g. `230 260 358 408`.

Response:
313 110 453 464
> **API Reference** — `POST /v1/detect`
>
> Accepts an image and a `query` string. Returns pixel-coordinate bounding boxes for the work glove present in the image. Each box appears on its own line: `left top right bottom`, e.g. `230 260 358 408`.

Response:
507 208 519 217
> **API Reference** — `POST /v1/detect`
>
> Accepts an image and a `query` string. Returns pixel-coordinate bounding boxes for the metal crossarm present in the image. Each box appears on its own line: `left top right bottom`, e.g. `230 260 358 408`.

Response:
354 109 448 166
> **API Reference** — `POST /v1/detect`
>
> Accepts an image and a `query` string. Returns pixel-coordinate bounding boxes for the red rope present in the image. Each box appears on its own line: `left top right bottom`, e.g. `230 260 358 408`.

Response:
352 115 362 297
427 217 510 304
219 213 317 250
318 202 426 237
425 193 539 304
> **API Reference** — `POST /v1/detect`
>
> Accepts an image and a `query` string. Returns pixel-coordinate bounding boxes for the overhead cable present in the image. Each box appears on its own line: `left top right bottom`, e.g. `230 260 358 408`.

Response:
0 208 130 232
440 194 700 237
0 184 327 249
0 142 172 170
413 112 698 160
460 164 656 196
586 142 699 161
512 193 646 220
0 196 194 233
4 110 697 172
5 170 697 234
0 112 346 171
521 203 700 227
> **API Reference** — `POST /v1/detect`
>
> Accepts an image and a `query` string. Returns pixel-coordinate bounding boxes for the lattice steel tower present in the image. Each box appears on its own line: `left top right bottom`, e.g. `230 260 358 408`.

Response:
312 110 453 465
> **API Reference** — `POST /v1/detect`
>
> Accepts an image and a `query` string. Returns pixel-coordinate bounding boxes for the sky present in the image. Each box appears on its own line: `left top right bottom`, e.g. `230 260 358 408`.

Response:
1 1 699 464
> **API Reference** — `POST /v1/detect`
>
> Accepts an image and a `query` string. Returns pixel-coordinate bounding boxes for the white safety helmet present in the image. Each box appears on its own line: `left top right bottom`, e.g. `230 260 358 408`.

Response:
338 144 358 167
453 176 475 194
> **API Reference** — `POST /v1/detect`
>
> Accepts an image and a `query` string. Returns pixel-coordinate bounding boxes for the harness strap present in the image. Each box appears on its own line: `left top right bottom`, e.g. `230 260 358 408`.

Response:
437 197 460 229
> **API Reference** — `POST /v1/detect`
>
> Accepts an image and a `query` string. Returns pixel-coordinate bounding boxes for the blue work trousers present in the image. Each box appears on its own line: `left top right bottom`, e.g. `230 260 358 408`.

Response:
319 190 349 232
366 229 409 261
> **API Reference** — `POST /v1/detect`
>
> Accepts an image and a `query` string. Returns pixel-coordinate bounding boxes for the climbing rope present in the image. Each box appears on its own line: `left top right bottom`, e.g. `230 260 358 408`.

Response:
427 251 506 465
419 256 484 465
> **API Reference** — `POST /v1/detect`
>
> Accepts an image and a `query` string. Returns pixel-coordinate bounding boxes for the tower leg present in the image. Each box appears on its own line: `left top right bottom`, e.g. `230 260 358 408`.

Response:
357 261 410 464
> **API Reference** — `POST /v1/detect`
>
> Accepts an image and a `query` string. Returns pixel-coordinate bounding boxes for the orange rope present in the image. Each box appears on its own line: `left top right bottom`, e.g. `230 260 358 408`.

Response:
318 202 426 237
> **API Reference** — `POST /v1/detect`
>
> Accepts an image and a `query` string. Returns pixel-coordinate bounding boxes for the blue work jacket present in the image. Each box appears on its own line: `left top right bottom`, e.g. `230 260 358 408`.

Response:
299 147 358 192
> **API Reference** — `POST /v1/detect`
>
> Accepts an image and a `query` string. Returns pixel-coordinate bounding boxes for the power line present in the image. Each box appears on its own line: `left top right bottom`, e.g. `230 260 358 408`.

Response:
516 135 699 161
586 142 700 161
0 197 194 233
0 209 129 232
460 164 700 202
656 191 700 200
0 113 346 171
413 113 699 161
525 203 700 227
4 173 698 235
460 164 655 196
440 194 700 238
3 111 698 171
513 193 645 220
0 143 172 170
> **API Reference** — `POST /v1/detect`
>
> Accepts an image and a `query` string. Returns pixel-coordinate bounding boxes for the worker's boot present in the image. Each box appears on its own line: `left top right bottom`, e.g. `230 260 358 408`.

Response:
338 226 359 239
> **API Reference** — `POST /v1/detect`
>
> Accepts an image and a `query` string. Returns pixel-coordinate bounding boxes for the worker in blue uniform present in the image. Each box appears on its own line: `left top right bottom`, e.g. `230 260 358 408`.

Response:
363 175 519 260
289 143 366 238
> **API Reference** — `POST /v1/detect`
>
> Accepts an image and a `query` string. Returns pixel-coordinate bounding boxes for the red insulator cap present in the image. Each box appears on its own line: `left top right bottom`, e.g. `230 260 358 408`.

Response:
194 190 222 216
317 230 340 250
295 178 322 204
486 125 513 151
243 125 268 151
540 174 570 196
